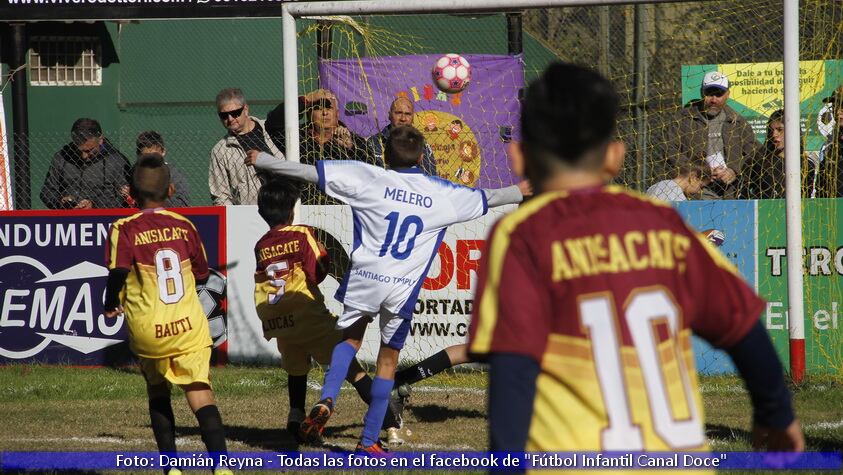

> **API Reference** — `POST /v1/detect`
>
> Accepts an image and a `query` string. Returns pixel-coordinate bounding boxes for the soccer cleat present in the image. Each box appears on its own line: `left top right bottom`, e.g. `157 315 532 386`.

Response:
385 398 403 430
355 440 390 457
286 407 305 438
385 427 404 447
298 398 333 445
391 382 411 423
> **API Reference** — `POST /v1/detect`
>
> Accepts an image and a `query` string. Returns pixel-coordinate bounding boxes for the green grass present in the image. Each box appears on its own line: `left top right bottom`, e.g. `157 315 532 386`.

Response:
0 365 840 474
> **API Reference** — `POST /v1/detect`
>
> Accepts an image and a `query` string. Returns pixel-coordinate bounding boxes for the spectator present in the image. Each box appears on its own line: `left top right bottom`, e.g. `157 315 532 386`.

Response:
209 88 284 206
666 71 758 199
264 89 372 205
813 86 843 198
120 131 192 207
647 158 710 201
740 110 815 199
367 97 437 175
41 118 131 210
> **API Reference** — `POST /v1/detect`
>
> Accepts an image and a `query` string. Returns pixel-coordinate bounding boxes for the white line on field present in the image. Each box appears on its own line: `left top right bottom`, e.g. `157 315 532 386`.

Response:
333 441 474 451
4 436 134 444
308 380 485 395
698 383 832 394
3 436 211 448
2 436 478 451
699 385 744 394
804 420 843 431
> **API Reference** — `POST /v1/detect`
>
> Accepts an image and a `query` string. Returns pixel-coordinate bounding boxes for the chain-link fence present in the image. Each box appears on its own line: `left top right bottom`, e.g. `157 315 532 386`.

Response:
3 1 841 210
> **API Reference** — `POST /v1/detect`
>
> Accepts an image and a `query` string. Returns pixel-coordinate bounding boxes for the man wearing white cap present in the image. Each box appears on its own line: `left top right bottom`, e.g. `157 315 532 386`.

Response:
665 70 759 199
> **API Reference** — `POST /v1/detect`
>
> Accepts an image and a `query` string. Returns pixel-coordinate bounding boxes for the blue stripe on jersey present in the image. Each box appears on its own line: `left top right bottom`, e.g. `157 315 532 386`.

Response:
480 189 489 215
398 227 447 318
335 210 363 304
386 319 412 350
352 210 363 252
316 160 327 191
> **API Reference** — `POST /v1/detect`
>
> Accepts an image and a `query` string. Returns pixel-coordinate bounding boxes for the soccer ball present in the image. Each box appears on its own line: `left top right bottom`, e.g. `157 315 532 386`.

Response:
701 229 726 247
196 268 227 348
432 54 471 94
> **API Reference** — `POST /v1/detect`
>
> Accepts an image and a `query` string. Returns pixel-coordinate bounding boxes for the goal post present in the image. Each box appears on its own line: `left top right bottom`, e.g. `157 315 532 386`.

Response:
782 0 805 384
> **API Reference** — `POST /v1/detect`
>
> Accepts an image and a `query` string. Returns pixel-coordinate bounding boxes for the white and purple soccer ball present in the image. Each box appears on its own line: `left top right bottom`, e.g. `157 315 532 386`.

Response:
197 268 227 348
432 54 472 94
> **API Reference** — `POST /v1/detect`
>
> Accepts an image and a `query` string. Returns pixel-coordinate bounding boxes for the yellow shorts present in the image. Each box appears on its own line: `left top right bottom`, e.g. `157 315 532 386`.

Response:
139 346 212 387
276 328 342 376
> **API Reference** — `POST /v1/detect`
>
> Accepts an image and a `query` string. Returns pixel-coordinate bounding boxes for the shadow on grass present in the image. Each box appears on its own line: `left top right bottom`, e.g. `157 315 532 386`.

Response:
409 403 485 422
706 423 840 451
173 422 367 452
323 422 364 439
176 424 298 451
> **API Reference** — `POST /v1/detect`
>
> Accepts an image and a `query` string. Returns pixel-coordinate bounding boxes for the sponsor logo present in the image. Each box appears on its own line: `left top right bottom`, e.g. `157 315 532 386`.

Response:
0 255 124 359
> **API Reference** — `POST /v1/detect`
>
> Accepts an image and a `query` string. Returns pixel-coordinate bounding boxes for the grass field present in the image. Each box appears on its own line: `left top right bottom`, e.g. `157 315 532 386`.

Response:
0 365 841 474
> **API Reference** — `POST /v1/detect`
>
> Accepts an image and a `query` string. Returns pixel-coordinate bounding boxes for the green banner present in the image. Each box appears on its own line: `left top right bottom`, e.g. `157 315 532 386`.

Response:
757 199 843 375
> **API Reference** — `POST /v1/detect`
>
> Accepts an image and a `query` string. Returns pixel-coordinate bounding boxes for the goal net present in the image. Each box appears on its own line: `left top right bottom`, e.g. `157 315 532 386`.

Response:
288 1 843 376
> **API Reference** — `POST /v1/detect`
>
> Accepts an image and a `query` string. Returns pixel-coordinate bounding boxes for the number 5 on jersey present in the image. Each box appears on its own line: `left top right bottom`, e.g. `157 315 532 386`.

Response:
266 261 290 304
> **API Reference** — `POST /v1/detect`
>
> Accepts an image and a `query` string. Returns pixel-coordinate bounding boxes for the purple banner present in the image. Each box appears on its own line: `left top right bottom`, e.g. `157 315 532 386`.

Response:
0 208 225 365
320 54 524 188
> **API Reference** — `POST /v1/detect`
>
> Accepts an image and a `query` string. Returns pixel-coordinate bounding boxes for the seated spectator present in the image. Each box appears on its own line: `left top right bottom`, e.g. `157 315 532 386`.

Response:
367 97 437 175
210 88 285 205
665 71 758 199
647 159 710 201
121 131 191 207
812 86 843 198
265 89 372 205
260 89 374 283
740 109 815 199
40 118 131 209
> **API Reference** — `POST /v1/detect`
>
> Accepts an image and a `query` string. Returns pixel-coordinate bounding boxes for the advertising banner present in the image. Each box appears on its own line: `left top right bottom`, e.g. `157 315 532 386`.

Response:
756 199 842 374
675 200 757 374
320 54 524 189
0 207 226 365
224 205 514 364
4 201 839 375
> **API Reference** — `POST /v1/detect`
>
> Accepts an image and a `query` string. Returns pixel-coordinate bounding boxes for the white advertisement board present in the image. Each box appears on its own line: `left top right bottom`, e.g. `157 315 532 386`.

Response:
225 204 514 364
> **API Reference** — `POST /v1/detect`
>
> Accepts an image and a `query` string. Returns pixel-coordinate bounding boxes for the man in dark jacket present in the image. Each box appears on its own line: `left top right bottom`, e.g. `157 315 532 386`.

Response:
40 118 131 209
665 71 759 199
367 97 437 176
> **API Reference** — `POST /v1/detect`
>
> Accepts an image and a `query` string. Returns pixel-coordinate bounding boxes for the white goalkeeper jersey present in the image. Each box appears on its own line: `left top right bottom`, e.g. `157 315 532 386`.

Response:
316 160 488 318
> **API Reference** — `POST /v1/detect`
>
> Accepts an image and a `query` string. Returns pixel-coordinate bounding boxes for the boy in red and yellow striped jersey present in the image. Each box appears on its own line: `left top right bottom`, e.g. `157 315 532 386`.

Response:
103 154 230 475
253 178 403 445
468 63 803 471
